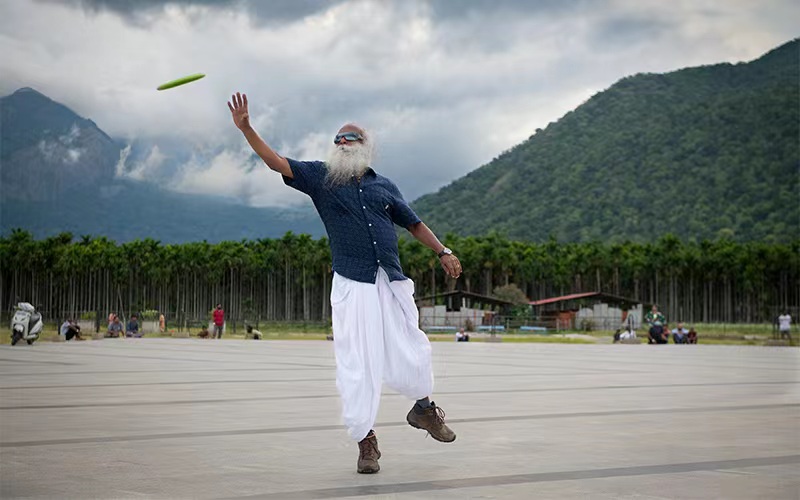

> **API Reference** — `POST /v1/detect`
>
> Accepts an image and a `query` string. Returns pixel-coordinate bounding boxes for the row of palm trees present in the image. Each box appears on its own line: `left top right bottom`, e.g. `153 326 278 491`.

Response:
1 229 797 325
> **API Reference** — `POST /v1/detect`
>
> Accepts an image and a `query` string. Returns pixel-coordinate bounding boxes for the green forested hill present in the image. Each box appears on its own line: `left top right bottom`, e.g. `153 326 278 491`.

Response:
412 40 799 243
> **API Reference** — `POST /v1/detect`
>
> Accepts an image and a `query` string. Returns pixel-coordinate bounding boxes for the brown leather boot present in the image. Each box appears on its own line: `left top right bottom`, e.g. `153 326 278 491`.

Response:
406 401 456 442
357 430 381 474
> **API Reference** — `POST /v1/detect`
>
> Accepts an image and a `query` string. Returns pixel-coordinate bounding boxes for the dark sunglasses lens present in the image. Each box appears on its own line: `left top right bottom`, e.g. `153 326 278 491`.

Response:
334 132 362 144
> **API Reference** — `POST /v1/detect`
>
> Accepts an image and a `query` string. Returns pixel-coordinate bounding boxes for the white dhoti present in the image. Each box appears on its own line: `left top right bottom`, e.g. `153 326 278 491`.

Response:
331 267 434 441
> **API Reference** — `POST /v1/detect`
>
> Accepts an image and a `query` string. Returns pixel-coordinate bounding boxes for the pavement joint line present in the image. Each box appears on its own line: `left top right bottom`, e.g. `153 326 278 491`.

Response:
0 370 647 390
0 348 334 367
2 402 796 448
0 356 77 366
1 381 795 410
221 455 800 499
0 366 335 377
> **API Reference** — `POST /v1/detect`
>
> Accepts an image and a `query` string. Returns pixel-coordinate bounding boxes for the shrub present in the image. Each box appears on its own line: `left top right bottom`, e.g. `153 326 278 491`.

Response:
141 309 159 320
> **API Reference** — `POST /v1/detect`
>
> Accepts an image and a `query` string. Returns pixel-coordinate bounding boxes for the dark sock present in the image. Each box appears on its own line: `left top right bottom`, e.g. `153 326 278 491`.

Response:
415 397 432 412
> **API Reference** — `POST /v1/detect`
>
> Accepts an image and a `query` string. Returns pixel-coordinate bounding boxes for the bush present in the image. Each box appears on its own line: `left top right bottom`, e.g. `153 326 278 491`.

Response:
141 309 159 320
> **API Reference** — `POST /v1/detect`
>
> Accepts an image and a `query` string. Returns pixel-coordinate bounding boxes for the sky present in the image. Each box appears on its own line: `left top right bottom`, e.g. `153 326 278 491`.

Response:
1 0 798 207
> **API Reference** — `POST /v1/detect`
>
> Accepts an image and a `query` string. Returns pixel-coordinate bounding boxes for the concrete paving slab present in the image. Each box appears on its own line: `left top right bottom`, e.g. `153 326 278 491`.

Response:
0 340 798 499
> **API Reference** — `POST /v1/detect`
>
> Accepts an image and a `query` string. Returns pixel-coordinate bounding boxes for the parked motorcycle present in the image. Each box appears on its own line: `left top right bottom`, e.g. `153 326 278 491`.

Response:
10 302 43 346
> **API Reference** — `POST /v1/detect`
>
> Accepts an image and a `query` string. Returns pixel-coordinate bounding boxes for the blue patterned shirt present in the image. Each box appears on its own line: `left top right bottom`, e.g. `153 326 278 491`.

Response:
283 158 421 283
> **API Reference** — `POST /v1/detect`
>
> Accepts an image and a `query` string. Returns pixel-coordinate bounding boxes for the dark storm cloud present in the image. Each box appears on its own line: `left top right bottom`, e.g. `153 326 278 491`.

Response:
37 0 343 24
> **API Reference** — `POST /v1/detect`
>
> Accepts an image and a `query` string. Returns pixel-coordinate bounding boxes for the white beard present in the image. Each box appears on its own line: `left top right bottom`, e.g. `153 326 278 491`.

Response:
326 142 373 186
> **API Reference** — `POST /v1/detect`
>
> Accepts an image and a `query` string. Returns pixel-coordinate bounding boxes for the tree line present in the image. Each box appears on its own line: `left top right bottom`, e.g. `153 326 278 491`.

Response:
1 230 797 326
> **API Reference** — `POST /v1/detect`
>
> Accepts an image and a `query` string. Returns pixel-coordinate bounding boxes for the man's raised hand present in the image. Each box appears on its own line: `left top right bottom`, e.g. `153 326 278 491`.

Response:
227 92 250 131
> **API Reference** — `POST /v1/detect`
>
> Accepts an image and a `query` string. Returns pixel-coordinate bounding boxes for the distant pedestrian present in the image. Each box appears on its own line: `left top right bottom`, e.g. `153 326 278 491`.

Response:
778 311 792 342
213 304 225 339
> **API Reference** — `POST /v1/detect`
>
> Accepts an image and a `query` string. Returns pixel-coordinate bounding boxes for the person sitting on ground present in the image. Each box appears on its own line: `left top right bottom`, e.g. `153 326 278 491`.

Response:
614 326 636 343
126 315 142 338
672 322 689 344
245 325 263 340
198 327 210 338
60 318 84 341
687 326 698 344
455 327 470 342
106 315 123 338
648 322 668 344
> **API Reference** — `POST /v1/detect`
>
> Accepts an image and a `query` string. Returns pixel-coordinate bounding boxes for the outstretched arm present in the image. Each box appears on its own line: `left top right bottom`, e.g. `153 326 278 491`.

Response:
227 92 292 178
407 222 462 279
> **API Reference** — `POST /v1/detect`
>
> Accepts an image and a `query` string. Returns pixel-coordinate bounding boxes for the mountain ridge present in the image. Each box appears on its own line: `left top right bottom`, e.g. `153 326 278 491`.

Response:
411 39 799 243
0 87 325 242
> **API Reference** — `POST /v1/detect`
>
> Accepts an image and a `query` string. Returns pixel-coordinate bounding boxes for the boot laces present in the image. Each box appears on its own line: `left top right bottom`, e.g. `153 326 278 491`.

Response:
434 405 446 424
359 435 378 460
422 405 447 439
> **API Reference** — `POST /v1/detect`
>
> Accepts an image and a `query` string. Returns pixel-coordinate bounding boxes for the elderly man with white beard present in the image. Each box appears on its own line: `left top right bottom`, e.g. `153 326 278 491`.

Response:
228 92 461 474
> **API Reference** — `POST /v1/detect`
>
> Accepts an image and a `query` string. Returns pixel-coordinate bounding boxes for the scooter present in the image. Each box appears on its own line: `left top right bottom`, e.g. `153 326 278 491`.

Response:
10 302 43 346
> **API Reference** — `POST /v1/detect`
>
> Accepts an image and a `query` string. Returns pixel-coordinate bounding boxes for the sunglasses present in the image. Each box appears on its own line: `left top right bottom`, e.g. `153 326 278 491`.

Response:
333 132 364 144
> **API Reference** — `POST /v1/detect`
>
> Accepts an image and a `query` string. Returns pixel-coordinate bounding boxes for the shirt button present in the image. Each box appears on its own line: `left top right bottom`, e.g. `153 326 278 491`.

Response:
362 206 366 209
377 260 380 263
359 189 363 192
368 223 372 227
373 241 377 245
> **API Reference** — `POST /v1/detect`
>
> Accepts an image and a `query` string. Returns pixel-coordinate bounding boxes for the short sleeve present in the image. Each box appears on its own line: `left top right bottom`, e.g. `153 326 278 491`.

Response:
283 158 327 196
387 180 421 228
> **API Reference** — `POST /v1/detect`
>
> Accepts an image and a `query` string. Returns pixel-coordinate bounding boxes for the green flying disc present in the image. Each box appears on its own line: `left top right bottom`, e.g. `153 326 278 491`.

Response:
157 73 205 91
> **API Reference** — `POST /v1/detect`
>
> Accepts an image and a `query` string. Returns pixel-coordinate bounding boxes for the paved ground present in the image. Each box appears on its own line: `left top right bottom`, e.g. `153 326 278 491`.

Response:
1 339 798 499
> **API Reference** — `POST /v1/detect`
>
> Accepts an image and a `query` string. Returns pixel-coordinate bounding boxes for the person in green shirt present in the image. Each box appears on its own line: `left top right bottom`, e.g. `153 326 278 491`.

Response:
645 305 666 327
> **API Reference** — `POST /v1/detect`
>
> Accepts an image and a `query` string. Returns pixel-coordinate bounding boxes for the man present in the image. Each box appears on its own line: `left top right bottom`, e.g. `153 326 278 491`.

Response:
456 327 470 342
648 321 667 344
671 322 689 344
213 304 225 339
106 315 123 338
645 305 666 329
60 318 84 341
778 311 792 341
228 92 460 474
126 315 142 338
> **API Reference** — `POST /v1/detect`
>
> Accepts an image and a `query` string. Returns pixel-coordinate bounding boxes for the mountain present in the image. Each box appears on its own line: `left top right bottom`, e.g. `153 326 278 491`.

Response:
0 88 325 242
1 87 119 201
412 40 800 243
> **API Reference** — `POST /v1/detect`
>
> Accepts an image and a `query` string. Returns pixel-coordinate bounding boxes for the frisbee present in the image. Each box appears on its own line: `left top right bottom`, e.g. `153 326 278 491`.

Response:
157 73 205 91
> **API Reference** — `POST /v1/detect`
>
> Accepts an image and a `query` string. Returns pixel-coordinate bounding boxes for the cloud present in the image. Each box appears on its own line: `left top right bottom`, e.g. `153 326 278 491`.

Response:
39 0 346 25
37 123 85 164
4 0 799 206
169 146 307 207
116 144 166 181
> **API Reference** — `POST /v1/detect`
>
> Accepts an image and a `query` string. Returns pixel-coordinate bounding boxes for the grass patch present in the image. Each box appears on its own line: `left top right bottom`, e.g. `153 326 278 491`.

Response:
0 325 790 346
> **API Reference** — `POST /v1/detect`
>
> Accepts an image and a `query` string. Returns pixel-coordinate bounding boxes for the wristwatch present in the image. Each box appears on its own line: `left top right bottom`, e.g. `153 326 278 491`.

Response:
437 247 453 258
